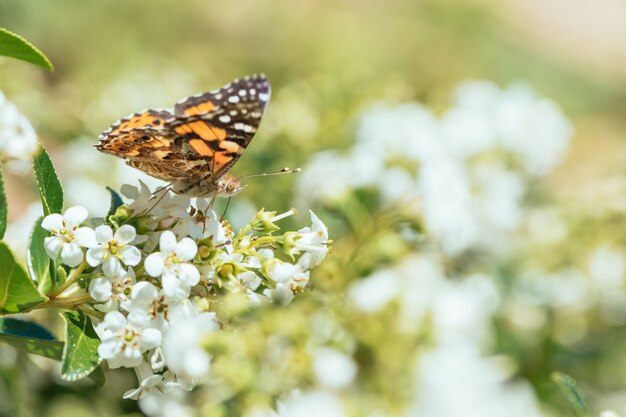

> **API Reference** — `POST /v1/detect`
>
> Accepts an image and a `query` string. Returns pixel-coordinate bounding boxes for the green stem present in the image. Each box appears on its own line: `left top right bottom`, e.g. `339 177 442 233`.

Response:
48 259 88 298
31 294 93 310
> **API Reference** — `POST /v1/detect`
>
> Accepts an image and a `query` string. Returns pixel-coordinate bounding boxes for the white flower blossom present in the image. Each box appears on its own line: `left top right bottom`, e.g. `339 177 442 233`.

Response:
144 231 199 299
89 268 136 312
0 91 38 167
95 310 162 369
123 362 170 400
86 224 142 277
162 302 219 383
292 210 329 270
41 206 96 267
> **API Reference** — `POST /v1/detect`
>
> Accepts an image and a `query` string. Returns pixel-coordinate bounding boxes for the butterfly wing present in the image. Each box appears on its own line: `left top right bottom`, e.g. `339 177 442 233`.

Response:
96 74 271 187
96 109 199 182
168 73 271 180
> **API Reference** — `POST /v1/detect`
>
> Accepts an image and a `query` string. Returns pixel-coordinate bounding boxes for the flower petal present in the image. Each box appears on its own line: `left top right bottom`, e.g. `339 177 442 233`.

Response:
120 245 141 266
114 225 136 244
161 271 178 298
140 328 162 350
41 213 63 232
176 238 198 261
98 339 122 360
95 225 113 244
103 255 122 278
63 206 89 228
159 231 177 254
86 246 105 267
179 263 200 287
144 253 165 277
73 227 97 248
43 236 62 259
104 311 127 330
61 242 84 267
89 277 112 302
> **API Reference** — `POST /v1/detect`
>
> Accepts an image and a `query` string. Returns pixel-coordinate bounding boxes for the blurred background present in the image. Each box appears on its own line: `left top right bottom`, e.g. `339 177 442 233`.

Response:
2 0 626 416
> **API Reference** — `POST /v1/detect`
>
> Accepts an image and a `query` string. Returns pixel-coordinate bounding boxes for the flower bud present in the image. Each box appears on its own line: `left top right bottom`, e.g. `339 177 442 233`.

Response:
250 209 280 234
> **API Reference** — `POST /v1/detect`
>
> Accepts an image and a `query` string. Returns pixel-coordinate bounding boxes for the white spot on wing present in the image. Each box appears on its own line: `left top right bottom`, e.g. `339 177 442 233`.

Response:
228 95 240 103
219 115 231 123
239 89 247 97
259 92 269 102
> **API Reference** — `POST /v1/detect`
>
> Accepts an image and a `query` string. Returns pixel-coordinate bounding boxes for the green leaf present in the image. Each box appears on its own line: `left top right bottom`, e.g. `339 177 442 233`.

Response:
0 242 45 313
0 167 6 239
27 216 52 294
61 311 102 382
0 317 63 360
552 372 588 417
107 187 124 217
88 364 106 386
0 27 53 71
33 146 63 216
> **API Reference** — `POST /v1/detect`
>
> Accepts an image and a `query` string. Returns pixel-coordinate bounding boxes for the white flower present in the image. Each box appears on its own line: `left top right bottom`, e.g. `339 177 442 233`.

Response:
275 390 347 417
0 91 38 165
94 311 162 369
123 362 169 400
89 268 136 312
264 260 310 305
122 282 171 331
41 205 96 267
162 303 219 382
144 231 199 299
312 348 357 390
86 224 142 277
121 180 155 213
292 210 329 270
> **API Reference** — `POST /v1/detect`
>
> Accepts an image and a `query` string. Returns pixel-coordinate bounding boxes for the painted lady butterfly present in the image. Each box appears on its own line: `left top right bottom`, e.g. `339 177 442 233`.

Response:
96 74 272 197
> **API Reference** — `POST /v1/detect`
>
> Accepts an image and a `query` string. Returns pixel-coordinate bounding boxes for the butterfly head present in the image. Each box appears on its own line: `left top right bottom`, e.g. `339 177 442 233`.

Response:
215 173 247 197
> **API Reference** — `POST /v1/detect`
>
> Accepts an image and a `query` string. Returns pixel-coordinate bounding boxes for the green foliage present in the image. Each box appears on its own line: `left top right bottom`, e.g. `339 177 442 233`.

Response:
33 146 63 216
0 167 6 239
107 186 124 217
0 242 44 314
0 27 53 71
552 372 589 417
60 311 102 382
0 317 63 360
27 216 53 294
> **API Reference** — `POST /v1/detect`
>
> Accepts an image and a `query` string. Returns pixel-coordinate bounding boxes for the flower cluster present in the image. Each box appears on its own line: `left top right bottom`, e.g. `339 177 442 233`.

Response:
297 80 573 254
41 182 328 399
0 90 38 171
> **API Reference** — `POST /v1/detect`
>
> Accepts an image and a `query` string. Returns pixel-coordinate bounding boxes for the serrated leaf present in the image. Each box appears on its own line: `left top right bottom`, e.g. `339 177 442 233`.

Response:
0 167 6 239
107 187 124 217
61 311 102 382
0 27 53 71
33 146 63 216
27 216 52 294
0 317 62 360
0 242 45 313
552 372 588 417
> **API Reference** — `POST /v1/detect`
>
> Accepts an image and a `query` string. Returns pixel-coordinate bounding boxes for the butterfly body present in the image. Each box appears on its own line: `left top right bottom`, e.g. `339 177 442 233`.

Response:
96 74 270 197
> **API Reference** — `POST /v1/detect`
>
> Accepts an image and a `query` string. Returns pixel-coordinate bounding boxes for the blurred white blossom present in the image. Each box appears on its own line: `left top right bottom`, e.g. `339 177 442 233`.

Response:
0 91 38 170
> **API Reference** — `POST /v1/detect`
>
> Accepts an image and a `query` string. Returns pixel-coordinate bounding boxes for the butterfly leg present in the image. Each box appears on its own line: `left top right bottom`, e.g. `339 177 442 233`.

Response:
141 185 171 215
220 197 232 222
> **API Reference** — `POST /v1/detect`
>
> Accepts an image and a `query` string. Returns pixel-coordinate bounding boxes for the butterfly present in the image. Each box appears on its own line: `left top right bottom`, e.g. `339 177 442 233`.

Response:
96 74 272 197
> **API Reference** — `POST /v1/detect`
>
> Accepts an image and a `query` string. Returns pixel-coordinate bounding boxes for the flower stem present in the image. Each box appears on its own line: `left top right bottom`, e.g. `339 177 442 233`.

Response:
48 259 88 298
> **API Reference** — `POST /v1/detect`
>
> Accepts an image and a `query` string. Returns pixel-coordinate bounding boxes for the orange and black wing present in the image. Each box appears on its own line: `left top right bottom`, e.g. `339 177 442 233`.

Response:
167 73 271 180
96 109 196 182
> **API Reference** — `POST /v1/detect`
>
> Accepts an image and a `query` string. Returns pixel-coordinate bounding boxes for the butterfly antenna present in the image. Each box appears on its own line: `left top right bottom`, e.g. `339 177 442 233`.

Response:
220 197 232 222
239 167 301 179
